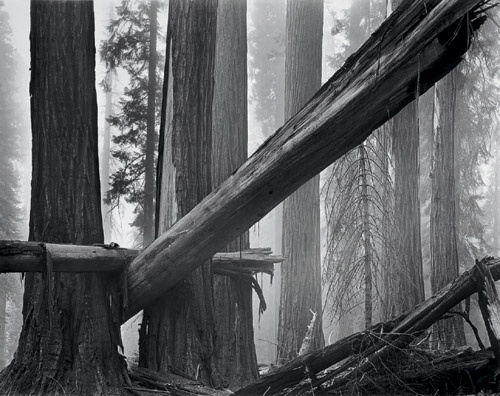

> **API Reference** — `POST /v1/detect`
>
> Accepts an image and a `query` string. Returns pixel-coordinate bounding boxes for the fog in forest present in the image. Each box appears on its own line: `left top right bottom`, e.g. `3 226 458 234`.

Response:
1 0 500 394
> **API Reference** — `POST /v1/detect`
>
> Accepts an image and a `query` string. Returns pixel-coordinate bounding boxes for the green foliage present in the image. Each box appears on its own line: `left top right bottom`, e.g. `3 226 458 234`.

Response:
99 0 164 230
0 2 22 240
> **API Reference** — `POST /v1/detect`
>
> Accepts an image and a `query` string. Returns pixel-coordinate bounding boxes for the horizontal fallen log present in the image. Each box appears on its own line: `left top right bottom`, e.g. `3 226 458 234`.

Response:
212 248 282 276
0 241 281 276
0 240 137 272
234 257 500 396
123 0 489 320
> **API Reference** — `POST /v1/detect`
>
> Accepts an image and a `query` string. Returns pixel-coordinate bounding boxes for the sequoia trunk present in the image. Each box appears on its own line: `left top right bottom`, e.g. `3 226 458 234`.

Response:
0 2 128 394
138 0 219 386
277 0 324 364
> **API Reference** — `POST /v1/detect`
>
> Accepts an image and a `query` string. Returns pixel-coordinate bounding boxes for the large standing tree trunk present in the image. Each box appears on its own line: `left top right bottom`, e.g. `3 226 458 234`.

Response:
277 0 324 364
143 0 158 247
138 0 219 386
211 0 258 389
0 2 128 395
390 0 425 315
430 68 466 348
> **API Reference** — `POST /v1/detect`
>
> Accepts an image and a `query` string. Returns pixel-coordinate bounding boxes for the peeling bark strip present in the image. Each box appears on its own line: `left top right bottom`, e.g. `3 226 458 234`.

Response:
234 257 500 396
124 0 489 319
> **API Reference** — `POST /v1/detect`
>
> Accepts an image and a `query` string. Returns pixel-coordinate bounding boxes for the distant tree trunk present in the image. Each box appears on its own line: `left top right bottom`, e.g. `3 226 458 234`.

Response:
359 143 373 328
390 0 425 315
392 98 425 314
143 0 158 247
101 69 113 242
277 0 324 364
211 0 258 389
138 0 218 385
0 2 128 394
430 69 466 348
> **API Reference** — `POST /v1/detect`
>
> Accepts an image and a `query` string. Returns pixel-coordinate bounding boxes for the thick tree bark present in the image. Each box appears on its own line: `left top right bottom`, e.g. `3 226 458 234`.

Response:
431 68 466 348
138 0 218 386
277 0 324 364
143 1 158 247
123 0 486 320
0 2 128 395
211 0 259 389
389 0 425 318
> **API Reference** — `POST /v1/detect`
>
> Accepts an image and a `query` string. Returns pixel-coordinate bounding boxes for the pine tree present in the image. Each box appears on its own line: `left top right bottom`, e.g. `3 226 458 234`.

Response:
100 0 164 246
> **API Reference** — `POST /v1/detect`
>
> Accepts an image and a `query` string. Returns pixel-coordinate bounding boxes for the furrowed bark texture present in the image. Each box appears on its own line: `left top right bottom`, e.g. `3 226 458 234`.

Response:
143 1 158 247
431 69 466 348
0 2 128 395
124 0 486 319
392 97 425 314
138 0 219 386
211 0 258 389
277 0 324 364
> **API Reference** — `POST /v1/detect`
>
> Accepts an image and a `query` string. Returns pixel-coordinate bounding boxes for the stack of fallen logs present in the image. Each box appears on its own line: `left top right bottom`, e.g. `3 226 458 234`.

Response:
233 257 500 395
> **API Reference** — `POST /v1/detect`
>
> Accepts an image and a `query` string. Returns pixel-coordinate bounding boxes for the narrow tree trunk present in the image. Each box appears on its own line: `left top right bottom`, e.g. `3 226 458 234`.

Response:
101 4 114 243
211 0 258 389
359 143 373 328
138 0 218 386
277 0 324 364
143 1 158 247
0 2 128 394
430 68 466 348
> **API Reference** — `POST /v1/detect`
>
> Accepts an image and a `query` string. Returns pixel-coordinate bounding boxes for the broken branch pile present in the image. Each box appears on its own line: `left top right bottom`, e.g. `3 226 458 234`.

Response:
235 257 500 395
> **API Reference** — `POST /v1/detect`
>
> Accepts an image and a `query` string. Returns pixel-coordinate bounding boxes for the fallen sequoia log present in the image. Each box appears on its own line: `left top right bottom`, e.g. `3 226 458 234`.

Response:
123 0 490 320
0 240 282 275
234 257 500 396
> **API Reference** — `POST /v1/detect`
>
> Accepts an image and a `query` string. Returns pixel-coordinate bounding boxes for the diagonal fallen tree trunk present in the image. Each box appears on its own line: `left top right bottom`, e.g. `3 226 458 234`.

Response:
234 257 500 396
123 0 490 320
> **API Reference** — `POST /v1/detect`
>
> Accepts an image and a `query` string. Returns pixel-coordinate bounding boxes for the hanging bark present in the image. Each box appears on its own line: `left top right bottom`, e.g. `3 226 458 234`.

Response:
277 0 324 364
138 0 218 386
123 0 488 320
0 2 129 394
431 68 466 348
